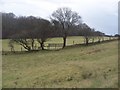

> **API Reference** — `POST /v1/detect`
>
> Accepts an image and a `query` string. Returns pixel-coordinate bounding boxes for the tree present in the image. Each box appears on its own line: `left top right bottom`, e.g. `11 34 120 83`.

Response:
2 13 16 38
51 7 82 48
95 31 105 43
114 34 120 39
36 19 52 50
10 32 32 51
80 23 93 45
91 28 96 43
51 20 63 37
9 16 38 51
114 34 120 37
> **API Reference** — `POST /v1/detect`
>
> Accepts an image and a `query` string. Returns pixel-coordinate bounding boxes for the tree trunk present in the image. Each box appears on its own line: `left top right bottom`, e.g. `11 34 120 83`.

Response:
86 37 89 45
27 47 31 51
63 37 66 48
31 39 35 50
40 42 44 50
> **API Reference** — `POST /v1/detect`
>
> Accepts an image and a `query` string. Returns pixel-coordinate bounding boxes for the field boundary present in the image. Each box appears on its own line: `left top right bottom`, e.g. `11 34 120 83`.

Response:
2 39 118 55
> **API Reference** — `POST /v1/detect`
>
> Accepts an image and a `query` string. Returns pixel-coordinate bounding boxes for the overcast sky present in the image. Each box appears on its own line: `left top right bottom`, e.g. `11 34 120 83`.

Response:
0 0 119 35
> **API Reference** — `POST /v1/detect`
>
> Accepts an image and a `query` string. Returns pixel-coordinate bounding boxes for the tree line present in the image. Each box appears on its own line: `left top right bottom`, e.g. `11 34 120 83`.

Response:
2 7 116 51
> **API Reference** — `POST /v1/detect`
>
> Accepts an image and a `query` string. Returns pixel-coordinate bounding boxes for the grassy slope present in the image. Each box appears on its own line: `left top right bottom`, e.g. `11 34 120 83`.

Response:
2 40 118 88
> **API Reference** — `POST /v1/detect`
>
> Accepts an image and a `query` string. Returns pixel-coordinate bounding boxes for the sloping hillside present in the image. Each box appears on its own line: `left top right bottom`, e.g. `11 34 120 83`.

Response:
2 40 118 88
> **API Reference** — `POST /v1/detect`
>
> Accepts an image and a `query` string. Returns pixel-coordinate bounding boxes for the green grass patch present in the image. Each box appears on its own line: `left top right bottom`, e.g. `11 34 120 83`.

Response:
2 40 118 88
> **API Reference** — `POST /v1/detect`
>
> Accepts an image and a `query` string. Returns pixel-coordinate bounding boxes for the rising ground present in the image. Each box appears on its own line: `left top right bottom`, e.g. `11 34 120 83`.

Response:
2 39 118 88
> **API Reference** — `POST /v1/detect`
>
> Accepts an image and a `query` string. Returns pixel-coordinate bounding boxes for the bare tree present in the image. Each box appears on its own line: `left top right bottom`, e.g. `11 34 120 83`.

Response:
2 13 16 39
36 19 52 50
10 30 34 51
80 23 93 45
95 31 105 43
51 7 82 48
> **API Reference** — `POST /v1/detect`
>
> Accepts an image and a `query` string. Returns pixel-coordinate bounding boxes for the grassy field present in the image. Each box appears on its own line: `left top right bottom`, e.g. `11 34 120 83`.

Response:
2 39 118 88
2 36 111 51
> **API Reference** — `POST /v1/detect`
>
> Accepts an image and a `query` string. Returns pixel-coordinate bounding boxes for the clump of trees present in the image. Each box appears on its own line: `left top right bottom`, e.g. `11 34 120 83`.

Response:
51 7 82 48
114 34 120 39
2 13 55 51
2 7 115 51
